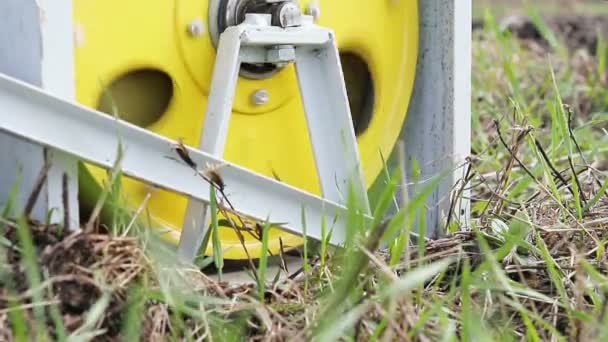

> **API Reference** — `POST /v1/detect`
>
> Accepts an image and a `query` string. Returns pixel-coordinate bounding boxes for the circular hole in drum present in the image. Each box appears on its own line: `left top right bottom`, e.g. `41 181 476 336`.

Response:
97 68 174 127
340 52 375 136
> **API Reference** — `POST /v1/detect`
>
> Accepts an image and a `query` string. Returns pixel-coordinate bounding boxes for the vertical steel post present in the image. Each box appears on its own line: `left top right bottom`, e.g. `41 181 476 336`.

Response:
397 0 472 238
0 0 79 229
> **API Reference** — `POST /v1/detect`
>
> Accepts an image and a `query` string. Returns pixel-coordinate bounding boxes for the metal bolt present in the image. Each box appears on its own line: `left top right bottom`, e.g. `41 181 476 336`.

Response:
266 45 296 63
187 19 205 37
276 1 302 28
306 3 321 22
252 89 270 106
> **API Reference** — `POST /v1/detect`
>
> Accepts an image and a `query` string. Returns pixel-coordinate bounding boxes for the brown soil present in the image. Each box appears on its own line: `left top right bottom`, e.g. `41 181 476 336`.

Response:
1 221 146 340
0 218 259 341
474 14 608 55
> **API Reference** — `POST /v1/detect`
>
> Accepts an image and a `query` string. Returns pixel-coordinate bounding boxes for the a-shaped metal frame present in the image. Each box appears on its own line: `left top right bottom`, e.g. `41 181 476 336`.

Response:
179 13 371 260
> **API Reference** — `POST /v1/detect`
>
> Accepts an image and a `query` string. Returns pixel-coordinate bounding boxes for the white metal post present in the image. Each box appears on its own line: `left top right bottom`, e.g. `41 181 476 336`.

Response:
0 0 79 229
179 27 244 261
398 0 472 238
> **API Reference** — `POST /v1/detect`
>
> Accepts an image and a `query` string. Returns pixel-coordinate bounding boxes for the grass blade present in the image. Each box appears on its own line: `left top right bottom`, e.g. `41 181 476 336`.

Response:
257 217 272 300
210 186 223 280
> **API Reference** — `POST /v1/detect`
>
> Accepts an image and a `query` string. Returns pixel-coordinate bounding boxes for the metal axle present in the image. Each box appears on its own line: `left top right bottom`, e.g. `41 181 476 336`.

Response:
209 0 302 79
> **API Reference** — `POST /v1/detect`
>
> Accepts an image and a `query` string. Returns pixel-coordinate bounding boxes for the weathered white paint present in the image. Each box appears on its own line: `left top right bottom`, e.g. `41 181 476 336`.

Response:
398 0 472 238
0 0 79 229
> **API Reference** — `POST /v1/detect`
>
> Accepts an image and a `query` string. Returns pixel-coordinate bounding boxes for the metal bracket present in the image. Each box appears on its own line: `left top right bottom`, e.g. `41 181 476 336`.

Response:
178 13 370 261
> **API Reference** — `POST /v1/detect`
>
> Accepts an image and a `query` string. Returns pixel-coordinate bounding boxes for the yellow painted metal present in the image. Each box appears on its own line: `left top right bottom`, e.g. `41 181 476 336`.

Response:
72 0 418 260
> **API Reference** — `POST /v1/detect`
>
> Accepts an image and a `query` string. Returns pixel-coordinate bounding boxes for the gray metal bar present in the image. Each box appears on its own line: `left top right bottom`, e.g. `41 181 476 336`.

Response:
397 0 472 238
179 27 244 261
295 43 369 212
179 14 369 260
0 0 79 229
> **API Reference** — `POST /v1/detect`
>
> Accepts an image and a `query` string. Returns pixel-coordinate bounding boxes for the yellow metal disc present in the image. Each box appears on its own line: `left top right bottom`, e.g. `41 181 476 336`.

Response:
72 0 418 260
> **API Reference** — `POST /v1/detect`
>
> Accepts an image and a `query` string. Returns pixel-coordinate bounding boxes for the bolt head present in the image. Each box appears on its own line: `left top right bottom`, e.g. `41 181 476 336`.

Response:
252 90 270 106
188 19 205 36
266 46 295 63
277 2 302 28
306 3 321 22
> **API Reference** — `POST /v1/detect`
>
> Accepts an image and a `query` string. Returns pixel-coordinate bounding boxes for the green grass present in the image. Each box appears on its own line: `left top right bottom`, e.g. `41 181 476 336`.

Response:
473 0 608 19
2 6 608 342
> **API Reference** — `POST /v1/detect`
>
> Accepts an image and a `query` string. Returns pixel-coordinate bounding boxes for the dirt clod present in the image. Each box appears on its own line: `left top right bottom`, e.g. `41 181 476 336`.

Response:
475 14 608 55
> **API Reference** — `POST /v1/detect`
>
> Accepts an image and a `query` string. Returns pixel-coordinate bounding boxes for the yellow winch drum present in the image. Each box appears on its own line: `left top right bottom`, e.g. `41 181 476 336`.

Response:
72 0 419 260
